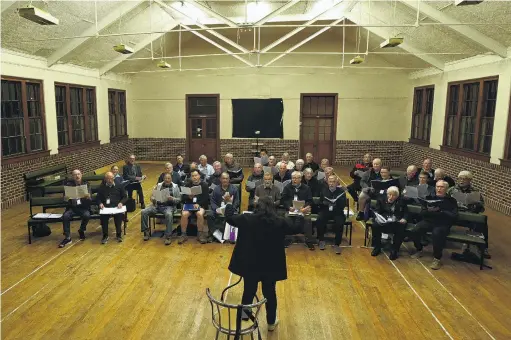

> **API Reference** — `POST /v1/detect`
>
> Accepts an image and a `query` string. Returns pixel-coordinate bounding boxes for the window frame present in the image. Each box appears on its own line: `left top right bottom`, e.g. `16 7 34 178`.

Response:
1 75 49 164
409 85 434 146
501 93 511 168
440 76 499 162
55 82 99 152
108 88 128 142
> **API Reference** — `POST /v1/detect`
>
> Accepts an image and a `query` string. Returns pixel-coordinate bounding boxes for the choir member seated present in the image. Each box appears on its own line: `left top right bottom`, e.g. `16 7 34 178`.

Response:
141 173 181 245
434 168 455 188
59 170 91 248
254 172 281 207
187 162 206 182
122 154 147 209
266 155 279 175
207 161 223 189
410 180 458 270
198 155 214 181
111 165 123 186
321 167 335 188
274 163 291 183
356 158 383 220
316 175 347 254
398 165 419 190
259 149 270 166
449 170 490 258
294 159 305 172
304 153 320 173
281 171 314 250
418 158 435 182
222 153 244 184
417 171 436 197
208 172 240 242
318 158 330 173
370 186 408 260
277 152 295 170
157 162 181 186
174 154 190 180
97 172 128 244
302 168 320 197
347 153 372 202
179 170 210 244
246 163 264 210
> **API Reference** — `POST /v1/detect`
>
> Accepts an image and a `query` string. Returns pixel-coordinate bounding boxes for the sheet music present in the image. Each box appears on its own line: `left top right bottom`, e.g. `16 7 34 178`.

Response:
374 212 396 224
152 188 170 202
210 183 217 191
64 185 89 199
324 192 346 203
317 171 325 181
100 206 127 215
417 184 429 198
246 181 257 189
292 200 305 210
404 186 419 198
452 191 481 206
254 157 261 164
33 213 63 219
227 168 243 174
260 156 268 165
180 186 202 195
263 166 272 174
282 179 291 187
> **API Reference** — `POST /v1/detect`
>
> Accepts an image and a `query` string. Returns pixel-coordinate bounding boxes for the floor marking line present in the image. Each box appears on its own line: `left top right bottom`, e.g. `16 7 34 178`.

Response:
1 282 51 322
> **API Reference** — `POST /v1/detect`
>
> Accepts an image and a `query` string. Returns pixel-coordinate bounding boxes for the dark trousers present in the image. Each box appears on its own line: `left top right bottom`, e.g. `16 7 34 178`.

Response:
100 213 124 237
247 198 255 211
207 212 224 234
127 182 144 204
372 221 405 251
347 182 361 202
286 215 313 242
62 208 90 237
412 220 451 259
316 211 345 245
241 277 277 325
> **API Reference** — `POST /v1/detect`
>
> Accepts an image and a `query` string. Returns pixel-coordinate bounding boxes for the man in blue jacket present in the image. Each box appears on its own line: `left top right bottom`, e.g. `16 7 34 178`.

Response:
207 172 240 242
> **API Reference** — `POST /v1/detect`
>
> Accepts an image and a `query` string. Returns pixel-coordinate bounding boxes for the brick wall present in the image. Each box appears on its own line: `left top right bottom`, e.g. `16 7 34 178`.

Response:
220 139 299 166
335 140 404 167
1 140 133 209
402 143 511 215
132 138 186 161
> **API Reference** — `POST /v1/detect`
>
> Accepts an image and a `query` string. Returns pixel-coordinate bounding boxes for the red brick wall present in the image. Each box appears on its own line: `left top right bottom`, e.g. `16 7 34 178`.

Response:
0 140 133 209
220 139 299 166
132 138 186 161
402 143 511 215
335 140 404 168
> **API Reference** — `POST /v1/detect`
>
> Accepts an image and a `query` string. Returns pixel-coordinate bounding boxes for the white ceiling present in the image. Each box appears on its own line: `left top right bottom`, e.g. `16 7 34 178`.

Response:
1 0 510 75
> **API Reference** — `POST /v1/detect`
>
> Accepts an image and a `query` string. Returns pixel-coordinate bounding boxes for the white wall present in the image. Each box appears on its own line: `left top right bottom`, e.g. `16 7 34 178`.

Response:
411 56 511 164
1 49 131 154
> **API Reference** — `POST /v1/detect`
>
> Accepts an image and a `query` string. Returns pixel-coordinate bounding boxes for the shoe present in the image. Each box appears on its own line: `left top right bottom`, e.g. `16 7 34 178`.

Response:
333 245 341 255
143 231 150 241
356 212 364 221
319 240 326 250
411 249 423 259
430 258 442 270
198 232 208 244
371 247 381 257
178 235 188 244
141 203 146 209
58 238 72 248
483 248 491 259
117 235 123 243
389 250 398 261
101 236 109 244
268 319 279 331
306 242 315 251
78 230 85 241
165 236 172 246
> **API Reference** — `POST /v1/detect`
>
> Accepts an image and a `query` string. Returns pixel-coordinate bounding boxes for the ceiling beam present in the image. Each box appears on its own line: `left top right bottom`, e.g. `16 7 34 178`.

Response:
184 0 238 27
265 18 345 67
398 0 507 58
1 1 17 14
155 0 249 53
254 0 300 26
261 0 359 53
99 20 180 75
47 0 145 67
180 24 254 67
346 12 445 70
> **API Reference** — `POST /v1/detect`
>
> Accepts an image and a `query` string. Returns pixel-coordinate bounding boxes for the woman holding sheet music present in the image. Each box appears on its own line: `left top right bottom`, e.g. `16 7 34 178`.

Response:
223 196 299 331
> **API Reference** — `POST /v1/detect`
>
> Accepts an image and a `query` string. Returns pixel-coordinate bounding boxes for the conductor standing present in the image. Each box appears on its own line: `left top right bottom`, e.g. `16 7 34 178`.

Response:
224 196 297 331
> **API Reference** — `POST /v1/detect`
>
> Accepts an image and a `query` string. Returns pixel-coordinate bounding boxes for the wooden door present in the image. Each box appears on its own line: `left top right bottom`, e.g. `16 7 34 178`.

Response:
300 94 337 162
186 95 219 163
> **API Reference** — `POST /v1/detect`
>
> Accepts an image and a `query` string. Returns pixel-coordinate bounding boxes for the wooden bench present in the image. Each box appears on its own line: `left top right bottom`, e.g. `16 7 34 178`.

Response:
24 164 67 199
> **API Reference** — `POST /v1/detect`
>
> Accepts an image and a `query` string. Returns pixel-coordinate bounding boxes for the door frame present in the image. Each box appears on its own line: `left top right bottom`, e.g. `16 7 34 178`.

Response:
299 93 338 162
185 94 221 162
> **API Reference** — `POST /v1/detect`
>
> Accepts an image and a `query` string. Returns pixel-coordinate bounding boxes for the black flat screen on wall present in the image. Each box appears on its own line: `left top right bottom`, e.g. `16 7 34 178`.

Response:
232 98 284 138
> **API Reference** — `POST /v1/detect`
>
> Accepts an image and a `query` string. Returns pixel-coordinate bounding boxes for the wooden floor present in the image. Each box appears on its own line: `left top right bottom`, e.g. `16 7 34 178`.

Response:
2 162 511 340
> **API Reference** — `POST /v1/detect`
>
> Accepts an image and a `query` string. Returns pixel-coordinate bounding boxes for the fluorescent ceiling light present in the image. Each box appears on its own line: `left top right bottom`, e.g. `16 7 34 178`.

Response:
246 1 271 23
172 1 207 21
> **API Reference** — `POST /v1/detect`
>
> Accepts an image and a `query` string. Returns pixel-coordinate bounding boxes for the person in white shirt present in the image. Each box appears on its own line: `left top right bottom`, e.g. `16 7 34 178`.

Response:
198 154 214 180
277 152 295 170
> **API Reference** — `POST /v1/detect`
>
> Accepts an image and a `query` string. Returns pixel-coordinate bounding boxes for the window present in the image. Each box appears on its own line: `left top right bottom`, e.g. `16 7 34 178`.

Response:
108 89 128 139
1 77 47 159
501 94 511 167
55 83 98 149
442 77 498 161
409 85 434 145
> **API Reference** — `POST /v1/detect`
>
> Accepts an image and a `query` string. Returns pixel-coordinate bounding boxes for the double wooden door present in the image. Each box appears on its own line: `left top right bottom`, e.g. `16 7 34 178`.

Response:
187 95 219 162
300 94 337 162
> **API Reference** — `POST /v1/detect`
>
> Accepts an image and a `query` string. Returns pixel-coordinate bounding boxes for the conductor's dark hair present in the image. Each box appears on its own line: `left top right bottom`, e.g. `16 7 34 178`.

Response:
254 196 278 223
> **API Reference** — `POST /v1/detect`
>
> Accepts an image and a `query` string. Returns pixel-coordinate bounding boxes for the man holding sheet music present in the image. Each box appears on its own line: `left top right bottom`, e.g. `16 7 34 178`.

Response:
402 171 435 203
141 173 181 245
208 173 240 242
398 165 419 190
370 186 408 260
222 153 244 184
302 168 320 197
356 161 396 221
246 163 265 211
347 153 372 202
59 170 92 248
97 172 128 244
316 175 347 254
123 155 147 209
207 161 223 190
281 171 314 250
198 155 214 181
276 152 295 170
179 170 210 244
410 180 458 270
255 172 281 207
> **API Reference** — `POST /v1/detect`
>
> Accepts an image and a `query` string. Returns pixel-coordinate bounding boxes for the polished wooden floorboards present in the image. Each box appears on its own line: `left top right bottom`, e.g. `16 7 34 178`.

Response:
1 163 511 339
